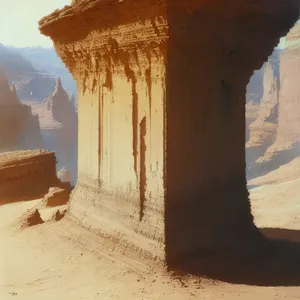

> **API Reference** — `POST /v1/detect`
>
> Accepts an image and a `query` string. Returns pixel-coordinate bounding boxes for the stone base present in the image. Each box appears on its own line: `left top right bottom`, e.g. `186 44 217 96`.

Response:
68 178 165 270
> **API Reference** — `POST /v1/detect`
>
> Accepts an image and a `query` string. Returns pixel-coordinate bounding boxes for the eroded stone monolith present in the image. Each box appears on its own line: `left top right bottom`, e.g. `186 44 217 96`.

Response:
39 0 299 268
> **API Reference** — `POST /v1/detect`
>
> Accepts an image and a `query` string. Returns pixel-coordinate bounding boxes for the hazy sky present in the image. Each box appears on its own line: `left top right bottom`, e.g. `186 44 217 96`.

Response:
0 0 71 47
0 1 298 48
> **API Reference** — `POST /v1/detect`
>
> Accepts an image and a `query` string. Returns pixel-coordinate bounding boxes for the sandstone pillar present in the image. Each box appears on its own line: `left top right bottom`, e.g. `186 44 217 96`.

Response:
40 0 299 268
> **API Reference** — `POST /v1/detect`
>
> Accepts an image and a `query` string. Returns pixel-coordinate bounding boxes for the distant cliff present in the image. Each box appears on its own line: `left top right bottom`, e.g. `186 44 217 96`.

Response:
0 44 77 102
13 76 56 101
246 61 279 176
246 48 280 104
261 24 300 167
0 68 43 152
9 46 77 97
26 78 78 184
0 43 36 80
246 25 300 179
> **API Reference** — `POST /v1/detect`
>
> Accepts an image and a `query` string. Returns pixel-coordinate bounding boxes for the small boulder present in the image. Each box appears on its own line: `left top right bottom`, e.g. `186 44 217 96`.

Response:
23 209 44 227
57 167 71 183
51 208 67 221
44 187 71 207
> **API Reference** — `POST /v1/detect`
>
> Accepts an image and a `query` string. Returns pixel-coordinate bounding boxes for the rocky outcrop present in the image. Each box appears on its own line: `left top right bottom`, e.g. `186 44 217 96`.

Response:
274 24 300 148
0 149 58 202
249 24 300 178
22 209 44 228
0 44 36 79
9 46 77 96
245 100 260 143
57 167 71 183
47 78 77 127
246 49 280 104
246 61 279 170
25 78 78 184
43 186 71 207
0 68 43 152
40 0 299 269
51 208 67 221
13 75 56 101
45 78 78 184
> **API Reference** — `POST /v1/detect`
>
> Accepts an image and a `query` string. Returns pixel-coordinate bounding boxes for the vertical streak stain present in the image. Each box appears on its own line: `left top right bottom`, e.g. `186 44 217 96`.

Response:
132 80 138 176
125 65 139 177
145 47 152 151
145 67 152 118
145 66 152 160
98 86 101 178
162 79 167 205
139 116 147 221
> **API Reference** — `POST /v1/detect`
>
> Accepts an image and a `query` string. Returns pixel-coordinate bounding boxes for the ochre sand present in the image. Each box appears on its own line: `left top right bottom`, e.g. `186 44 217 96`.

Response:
1 162 300 299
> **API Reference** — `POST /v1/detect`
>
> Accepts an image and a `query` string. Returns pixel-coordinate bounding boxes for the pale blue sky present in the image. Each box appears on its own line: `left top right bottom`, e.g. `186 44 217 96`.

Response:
0 0 71 47
0 1 298 48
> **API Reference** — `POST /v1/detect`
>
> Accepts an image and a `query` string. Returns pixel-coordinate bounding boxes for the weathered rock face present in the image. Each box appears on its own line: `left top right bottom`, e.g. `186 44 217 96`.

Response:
275 24 300 148
43 186 71 207
245 100 260 143
25 79 78 184
246 62 279 161
13 76 56 101
0 44 36 77
245 48 281 148
0 68 43 152
246 62 280 179
252 24 300 176
246 48 280 104
0 150 58 201
47 78 77 126
57 167 71 183
40 0 299 268
45 78 78 184
9 46 78 97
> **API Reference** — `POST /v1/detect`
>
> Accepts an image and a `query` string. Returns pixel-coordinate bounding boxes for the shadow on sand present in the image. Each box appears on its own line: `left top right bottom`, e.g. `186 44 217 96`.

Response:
175 228 300 286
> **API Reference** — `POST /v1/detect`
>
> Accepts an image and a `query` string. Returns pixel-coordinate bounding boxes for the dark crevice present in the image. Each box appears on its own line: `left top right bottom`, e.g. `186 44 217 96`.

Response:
139 116 147 221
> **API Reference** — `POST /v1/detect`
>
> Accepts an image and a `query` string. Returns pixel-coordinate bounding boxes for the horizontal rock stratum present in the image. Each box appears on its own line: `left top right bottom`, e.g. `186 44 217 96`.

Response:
39 0 300 270
0 149 58 201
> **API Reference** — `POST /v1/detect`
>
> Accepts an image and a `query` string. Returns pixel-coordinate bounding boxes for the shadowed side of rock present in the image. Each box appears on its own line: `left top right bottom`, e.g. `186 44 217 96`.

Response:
0 150 59 203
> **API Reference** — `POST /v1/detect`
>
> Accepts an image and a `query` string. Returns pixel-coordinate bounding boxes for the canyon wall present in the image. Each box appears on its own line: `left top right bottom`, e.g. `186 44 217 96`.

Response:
0 68 43 152
246 49 280 104
248 24 300 177
46 78 78 184
26 78 78 184
272 24 300 151
14 75 56 101
246 62 279 173
40 0 299 268
0 150 58 201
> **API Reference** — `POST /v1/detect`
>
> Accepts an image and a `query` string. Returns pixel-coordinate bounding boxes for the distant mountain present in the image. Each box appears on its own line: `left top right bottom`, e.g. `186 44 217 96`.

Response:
0 43 36 76
9 46 77 96
246 48 281 103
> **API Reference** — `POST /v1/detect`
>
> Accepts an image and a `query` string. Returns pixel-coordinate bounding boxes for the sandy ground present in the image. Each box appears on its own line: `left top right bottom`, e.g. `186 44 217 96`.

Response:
1 160 300 299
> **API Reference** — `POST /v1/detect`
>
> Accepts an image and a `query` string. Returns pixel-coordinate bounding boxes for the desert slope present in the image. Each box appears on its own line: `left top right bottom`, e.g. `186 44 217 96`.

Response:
1 157 300 299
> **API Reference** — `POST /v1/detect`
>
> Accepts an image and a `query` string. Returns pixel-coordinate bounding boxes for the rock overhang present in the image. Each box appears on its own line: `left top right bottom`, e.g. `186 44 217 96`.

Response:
39 0 300 49
37 0 300 269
